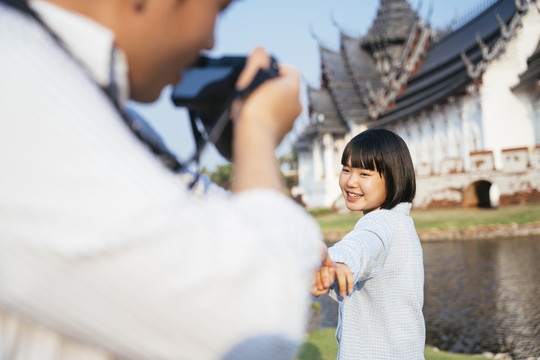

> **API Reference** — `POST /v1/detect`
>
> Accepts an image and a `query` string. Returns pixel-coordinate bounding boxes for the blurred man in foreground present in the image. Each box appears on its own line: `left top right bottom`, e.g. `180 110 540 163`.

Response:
0 0 330 358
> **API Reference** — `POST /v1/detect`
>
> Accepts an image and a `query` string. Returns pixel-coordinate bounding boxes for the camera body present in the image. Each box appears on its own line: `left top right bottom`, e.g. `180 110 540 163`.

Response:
171 55 278 161
172 56 249 111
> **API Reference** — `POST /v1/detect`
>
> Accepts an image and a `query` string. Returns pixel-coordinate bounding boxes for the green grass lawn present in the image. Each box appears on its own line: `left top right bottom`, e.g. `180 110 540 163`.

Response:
312 203 540 232
295 328 492 360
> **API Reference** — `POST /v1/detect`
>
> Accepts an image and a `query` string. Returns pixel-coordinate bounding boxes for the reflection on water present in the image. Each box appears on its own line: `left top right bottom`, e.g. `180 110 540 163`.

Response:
314 237 540 358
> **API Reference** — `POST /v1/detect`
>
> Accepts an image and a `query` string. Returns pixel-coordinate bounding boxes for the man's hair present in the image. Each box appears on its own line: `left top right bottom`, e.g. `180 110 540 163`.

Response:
341 128 416 209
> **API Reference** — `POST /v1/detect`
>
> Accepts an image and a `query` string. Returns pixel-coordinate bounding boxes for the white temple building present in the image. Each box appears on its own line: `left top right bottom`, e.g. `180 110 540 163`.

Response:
294 0 540 209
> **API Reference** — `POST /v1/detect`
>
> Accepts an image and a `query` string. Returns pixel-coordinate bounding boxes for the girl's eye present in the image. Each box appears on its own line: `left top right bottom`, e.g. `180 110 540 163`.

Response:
341 167 350 173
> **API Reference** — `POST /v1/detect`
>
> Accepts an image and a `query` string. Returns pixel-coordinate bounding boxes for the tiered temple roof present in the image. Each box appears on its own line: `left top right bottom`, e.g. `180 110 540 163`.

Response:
297 0 537 147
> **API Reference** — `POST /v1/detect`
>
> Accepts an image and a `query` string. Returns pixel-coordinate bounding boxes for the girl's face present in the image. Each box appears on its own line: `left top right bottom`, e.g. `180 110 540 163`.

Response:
339 156 387 215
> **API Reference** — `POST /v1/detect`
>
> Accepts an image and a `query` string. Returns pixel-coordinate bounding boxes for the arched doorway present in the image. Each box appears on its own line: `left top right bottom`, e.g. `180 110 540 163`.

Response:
463 180 499 208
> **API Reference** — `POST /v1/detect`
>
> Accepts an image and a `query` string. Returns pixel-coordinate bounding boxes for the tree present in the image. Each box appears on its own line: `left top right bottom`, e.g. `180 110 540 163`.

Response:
209 163 233 190
279 150 299 191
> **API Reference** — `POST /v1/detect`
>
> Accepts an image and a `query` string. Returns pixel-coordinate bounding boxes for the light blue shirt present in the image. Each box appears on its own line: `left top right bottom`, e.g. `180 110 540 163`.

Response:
328 203 425 360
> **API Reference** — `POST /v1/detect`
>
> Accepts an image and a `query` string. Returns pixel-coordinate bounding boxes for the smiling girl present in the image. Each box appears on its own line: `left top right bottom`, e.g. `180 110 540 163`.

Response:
312 128 425 360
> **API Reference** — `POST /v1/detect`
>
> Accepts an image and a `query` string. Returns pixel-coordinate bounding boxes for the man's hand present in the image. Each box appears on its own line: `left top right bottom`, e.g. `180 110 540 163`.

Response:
231 47 303 193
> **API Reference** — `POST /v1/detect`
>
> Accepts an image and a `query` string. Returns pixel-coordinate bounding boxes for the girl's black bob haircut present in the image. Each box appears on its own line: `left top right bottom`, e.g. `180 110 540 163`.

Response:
341 128 416 210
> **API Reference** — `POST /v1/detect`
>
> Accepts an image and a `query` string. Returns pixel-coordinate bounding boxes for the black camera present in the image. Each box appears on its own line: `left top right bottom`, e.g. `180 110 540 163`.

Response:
171 55 279 162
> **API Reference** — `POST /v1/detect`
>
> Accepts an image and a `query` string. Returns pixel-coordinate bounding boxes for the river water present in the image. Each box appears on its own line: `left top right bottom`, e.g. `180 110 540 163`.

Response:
314 236 540 358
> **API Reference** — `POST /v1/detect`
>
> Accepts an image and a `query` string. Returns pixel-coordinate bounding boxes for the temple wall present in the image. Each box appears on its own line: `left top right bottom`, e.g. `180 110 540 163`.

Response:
414 167 540 209
299 113 540 209
513 82 540 146
414 146 540 208
480 6 540 168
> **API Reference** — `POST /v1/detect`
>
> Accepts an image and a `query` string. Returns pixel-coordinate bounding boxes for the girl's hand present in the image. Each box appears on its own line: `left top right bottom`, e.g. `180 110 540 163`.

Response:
310 247 336 297
335 262 354 298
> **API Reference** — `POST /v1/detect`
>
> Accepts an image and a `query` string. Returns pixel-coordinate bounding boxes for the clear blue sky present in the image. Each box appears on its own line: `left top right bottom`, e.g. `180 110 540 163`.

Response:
130 0 492 171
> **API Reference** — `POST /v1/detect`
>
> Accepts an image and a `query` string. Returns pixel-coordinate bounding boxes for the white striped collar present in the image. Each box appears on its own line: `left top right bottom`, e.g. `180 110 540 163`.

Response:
28 0 130 106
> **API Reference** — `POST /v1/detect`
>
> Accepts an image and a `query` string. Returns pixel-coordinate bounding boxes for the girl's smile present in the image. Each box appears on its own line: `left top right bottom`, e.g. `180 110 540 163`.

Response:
339 157 387 215
346 191 361 199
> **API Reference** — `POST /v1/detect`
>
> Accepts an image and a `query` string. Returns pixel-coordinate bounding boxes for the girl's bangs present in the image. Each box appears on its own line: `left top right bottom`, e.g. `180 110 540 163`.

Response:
350 148 377 170
342 137 381 172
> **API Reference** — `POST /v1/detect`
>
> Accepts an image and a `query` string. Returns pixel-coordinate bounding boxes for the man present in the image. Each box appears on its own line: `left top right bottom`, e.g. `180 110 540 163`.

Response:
0 0 332 358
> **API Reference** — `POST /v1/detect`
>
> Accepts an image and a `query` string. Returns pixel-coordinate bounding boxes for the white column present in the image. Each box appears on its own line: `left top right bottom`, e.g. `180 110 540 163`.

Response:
460 103 471 172
322 133 335 205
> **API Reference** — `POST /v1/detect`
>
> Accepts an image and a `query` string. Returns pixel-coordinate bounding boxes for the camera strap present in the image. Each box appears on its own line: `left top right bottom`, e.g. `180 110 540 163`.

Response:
1 0 185 173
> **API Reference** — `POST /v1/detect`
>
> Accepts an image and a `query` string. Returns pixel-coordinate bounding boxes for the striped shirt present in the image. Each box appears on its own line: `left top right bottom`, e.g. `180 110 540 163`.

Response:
0 2 322 359
328 203 425 360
